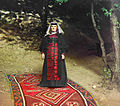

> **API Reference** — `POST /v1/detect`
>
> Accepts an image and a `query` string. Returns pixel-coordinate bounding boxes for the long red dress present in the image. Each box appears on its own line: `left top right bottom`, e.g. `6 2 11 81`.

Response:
39 33 68 87
47 34 60 81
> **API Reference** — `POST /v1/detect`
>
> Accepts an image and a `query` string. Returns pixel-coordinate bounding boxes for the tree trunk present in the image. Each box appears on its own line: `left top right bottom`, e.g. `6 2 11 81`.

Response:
91 2 106 62
110 10 120 81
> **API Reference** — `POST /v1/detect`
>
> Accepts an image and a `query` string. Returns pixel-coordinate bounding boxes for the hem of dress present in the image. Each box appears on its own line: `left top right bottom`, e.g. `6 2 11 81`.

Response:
38 83 67 88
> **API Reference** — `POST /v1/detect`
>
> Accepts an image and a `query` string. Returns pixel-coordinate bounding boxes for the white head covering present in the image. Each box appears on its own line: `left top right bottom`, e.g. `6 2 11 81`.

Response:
45 22 64 36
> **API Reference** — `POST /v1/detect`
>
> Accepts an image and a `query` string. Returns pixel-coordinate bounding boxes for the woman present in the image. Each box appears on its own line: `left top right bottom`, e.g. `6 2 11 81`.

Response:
39 22 68 87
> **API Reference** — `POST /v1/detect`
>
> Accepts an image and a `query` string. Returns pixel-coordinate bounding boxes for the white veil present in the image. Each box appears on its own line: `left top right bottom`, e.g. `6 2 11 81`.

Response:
45 22 64 36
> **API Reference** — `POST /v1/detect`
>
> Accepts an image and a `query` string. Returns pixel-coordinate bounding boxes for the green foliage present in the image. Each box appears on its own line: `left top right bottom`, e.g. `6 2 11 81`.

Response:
116 21 120 29
97 25 101 30
101 67 112 87
101 4 120 29
101 3 120 16
56 0 68 5
103 67 111 80
86 12 90 16
114 3 120 11
101 7 113 17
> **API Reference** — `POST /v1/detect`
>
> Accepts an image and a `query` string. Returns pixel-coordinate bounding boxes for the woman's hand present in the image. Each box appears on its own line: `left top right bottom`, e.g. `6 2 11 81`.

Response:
62 54 65 59
41 53 45 60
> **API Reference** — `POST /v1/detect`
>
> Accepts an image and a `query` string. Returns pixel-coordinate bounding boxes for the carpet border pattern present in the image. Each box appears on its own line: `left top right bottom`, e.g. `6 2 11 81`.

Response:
8 74 98 106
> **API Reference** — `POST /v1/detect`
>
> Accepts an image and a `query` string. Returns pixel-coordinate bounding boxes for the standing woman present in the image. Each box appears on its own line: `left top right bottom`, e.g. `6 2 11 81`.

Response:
39 22 68 87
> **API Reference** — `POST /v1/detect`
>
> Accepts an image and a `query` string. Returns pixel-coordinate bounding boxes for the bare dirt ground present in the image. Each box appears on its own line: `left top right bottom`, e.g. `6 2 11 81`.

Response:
0 38 120 106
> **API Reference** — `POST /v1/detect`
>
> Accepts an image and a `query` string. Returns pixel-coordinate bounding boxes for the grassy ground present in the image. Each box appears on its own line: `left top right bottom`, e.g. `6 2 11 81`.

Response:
0 34 120 106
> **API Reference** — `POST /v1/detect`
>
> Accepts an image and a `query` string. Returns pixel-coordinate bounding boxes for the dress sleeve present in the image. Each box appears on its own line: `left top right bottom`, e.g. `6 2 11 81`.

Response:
40 36 47 53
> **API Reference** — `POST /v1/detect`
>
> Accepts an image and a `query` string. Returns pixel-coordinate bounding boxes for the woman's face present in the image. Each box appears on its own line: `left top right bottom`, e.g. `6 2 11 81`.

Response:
51 25 58 32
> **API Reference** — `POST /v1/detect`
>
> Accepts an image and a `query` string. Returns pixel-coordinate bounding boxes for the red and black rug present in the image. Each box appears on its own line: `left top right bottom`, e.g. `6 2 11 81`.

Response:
8 74 98 106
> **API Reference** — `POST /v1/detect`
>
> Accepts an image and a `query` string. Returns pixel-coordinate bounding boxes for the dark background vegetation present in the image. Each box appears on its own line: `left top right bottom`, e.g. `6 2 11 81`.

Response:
0 0 114 56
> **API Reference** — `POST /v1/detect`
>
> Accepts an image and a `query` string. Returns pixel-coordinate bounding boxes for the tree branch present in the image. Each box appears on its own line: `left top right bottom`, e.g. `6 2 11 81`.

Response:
91 2 113 81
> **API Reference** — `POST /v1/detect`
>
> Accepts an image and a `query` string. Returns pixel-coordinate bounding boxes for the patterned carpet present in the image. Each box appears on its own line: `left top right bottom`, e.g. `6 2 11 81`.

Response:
8 74 98 106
